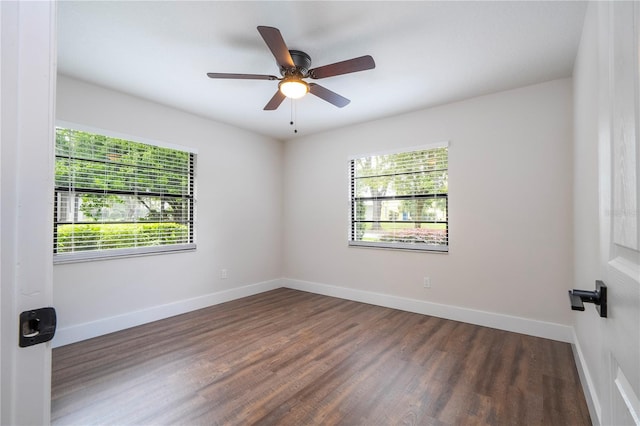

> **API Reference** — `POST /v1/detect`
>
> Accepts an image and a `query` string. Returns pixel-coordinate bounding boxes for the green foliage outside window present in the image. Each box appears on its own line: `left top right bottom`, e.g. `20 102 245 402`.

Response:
56 223 189 253
54 127 195 259
350 146 448 251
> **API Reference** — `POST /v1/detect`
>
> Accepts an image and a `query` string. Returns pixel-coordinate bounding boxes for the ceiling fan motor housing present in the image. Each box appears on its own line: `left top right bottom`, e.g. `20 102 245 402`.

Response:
283 50 312 76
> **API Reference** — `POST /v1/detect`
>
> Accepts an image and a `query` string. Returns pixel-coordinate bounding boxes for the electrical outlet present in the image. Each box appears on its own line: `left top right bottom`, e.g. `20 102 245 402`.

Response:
220 269 228 279
423 277 431 288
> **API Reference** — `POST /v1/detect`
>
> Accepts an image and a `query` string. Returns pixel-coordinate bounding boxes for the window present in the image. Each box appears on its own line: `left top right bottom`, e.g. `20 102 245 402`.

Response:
349 143 448 252
54 126 196 262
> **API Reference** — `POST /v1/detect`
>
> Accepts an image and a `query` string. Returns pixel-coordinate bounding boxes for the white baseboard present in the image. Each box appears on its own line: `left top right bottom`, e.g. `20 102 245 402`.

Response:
571 329 602 425
52 278 284 348
53 277 574 348
282 278 574 343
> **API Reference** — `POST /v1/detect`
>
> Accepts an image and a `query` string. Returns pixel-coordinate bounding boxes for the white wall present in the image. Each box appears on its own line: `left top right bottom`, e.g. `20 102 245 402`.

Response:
53 75 284 346
283 79 574 330
55 74 577 345
572 3 604 423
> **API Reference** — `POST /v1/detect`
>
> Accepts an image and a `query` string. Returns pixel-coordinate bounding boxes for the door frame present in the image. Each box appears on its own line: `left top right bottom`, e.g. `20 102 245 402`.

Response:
1 1 57 424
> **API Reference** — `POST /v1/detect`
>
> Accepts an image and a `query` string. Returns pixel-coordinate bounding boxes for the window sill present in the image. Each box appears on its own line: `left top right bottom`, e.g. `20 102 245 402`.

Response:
53 243 196 264
348 241 448 253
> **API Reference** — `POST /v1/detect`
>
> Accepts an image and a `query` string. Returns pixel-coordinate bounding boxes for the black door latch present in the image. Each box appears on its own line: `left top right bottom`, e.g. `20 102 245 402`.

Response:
568 280 607 318
19 307 56 347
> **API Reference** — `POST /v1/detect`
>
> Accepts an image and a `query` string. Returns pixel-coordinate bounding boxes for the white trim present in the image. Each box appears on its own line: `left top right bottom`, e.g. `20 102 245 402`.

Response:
56 120 198 154
615 365 640 425
349 240 448 252
1 2 56 424
52 279 284 348
347 140 449 160
53 243 196 264
609 256 640 283
282 278 573 342
572 328 603 425
54 277 575 348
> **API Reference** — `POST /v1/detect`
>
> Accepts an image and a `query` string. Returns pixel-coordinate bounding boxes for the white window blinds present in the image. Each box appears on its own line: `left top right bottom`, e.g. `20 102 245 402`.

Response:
54 127 196 262
349 144 448 252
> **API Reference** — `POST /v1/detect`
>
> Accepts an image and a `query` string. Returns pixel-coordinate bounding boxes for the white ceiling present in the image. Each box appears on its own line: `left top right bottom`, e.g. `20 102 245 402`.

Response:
57 1 587 141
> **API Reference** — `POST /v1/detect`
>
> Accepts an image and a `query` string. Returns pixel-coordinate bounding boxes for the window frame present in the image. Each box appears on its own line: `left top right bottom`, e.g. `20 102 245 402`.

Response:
348 142 449 253
53 121 197 264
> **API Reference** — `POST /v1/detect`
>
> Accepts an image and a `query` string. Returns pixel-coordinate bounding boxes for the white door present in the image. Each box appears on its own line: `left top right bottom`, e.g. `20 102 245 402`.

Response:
0 1 57 425
598 1 640 425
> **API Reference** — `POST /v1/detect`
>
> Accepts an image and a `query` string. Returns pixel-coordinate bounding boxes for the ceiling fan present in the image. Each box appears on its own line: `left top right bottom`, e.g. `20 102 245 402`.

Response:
207 26 375 110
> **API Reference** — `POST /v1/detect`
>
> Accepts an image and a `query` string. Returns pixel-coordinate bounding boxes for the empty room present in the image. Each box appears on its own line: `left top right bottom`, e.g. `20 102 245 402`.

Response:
1 1 639 425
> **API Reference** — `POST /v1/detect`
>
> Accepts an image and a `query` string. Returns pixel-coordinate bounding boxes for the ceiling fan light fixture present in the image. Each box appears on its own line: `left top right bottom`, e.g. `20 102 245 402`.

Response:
279 77 309 99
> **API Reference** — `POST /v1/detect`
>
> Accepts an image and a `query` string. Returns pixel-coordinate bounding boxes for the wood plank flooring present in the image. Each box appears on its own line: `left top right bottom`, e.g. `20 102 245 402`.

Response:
52 288 591 425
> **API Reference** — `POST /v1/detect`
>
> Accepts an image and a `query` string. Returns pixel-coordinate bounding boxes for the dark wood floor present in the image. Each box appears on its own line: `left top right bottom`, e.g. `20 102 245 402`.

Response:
52 288 591 425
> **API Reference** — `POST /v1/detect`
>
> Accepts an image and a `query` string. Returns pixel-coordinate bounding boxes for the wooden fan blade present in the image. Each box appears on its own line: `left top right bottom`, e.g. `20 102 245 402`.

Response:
264 90 286 110
257 26 295 70
308 55 375 79
207 72 278 80
308 83 350 108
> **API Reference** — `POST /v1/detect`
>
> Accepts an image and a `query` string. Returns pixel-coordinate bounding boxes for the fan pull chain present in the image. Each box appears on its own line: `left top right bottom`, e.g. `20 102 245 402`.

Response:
290 99 298 134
